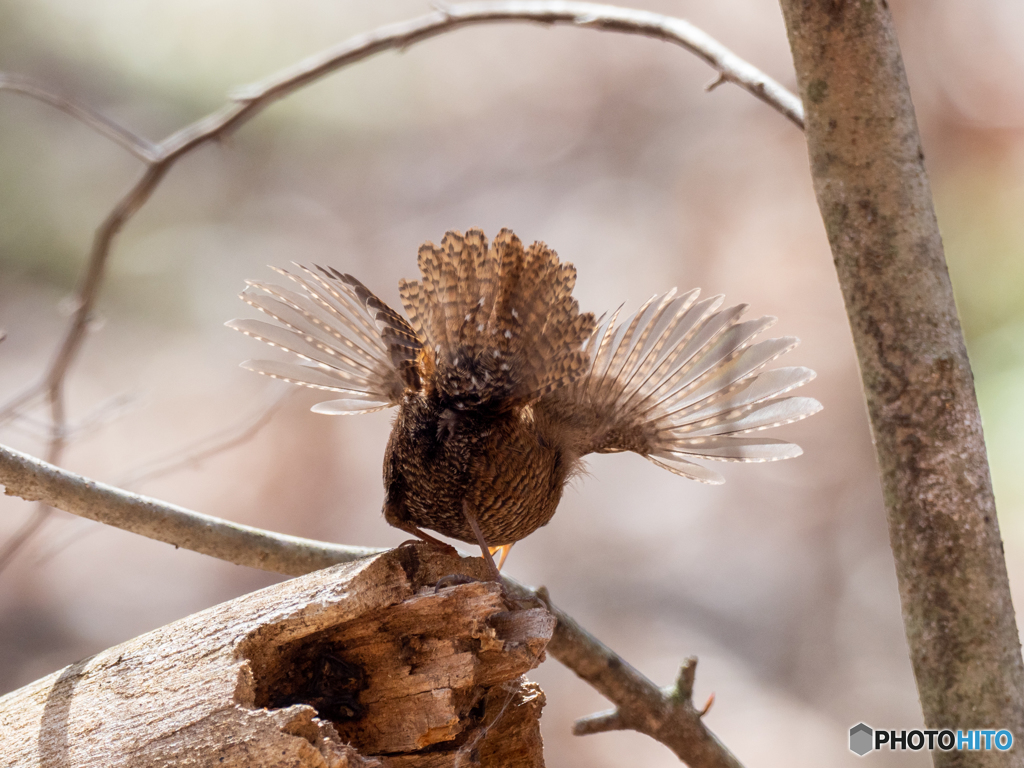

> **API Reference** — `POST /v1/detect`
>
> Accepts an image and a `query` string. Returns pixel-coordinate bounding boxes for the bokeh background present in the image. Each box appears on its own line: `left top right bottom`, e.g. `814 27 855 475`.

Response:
2 1 1023 765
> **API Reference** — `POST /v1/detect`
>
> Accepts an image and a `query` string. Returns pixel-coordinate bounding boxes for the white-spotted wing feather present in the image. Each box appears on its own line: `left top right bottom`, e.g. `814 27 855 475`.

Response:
565 289 821 482
228 266 412 413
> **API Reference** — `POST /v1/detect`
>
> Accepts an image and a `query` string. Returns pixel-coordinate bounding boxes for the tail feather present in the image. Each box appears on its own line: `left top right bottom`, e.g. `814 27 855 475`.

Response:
230 230 821 479
613 295 723 411
670 395 822 437
321 270 422 389
401 228 595 408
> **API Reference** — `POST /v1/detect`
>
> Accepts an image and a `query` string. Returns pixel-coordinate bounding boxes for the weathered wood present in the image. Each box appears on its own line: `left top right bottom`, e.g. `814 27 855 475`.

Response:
0 545 553 767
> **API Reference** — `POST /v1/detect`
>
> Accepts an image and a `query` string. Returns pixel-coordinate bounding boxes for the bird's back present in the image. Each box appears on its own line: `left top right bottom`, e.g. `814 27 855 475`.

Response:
385 228 595 544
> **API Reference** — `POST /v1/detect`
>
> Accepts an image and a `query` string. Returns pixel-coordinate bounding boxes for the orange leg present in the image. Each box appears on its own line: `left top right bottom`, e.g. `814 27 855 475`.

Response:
488 544 514 570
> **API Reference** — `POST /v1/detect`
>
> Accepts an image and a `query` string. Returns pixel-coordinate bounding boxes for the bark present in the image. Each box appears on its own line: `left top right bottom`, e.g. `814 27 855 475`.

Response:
0 547 552 767
779 0 1024 760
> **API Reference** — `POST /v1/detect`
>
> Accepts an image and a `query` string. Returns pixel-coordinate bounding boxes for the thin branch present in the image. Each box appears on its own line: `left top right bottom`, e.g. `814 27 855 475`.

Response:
573 708 626 735
0 388 43 428
0 8 798 761
33 517 102 566
520 585 742 767
0 74 158 161
705 73 728 92
0 506 51 573
115 389 290 489
225 2 804 130
0 440 744 768
675 655 698 700
3 377 75 577
0 442 380 575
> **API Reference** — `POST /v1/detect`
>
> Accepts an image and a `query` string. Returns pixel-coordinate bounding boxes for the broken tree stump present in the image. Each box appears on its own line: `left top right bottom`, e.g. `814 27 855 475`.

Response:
0 544 554 767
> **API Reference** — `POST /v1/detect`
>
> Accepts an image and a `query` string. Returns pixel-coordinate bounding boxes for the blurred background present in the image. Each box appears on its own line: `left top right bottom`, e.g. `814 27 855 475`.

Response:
1 1 1023 765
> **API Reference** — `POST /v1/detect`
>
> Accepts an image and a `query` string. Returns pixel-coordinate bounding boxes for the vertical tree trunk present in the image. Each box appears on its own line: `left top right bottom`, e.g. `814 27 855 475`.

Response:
778 1 1024 762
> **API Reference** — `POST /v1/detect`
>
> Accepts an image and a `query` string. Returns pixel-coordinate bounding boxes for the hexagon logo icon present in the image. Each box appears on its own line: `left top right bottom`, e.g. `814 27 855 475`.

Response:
850 723 873 756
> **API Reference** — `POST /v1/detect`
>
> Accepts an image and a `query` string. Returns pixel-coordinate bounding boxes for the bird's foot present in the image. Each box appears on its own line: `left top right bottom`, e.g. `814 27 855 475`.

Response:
398 537 459 558
393 520 461 558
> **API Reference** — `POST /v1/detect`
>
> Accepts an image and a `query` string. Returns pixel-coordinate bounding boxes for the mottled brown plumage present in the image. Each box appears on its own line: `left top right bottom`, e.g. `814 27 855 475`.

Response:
228 228 821 566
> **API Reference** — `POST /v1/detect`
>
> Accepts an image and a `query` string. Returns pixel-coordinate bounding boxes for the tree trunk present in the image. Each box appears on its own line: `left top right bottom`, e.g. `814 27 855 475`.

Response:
0 546 552 767
779 0 1024 762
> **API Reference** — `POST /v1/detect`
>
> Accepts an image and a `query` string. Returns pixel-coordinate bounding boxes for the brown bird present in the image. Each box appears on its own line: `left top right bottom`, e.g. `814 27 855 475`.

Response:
228 228 821 575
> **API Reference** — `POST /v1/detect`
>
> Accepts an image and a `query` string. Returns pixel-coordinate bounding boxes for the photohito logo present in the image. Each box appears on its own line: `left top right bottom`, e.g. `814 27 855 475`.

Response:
849 723 1013 756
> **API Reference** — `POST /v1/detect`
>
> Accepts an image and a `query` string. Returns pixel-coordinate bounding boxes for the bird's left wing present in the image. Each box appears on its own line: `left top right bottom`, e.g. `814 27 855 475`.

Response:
547 288 822 484
227 265 421 414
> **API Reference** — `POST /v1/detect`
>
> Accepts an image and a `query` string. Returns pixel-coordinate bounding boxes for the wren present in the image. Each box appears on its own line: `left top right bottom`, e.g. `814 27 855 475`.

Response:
228 228 821 572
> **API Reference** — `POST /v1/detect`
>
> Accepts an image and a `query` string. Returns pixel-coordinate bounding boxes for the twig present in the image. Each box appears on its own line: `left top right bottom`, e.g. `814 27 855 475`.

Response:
0 442 380 575
520 587 741 767
705 73 728 92
0 0 802 426
32 517 102 566
2 392 284 567
0 506 51 573
0 7 798 760
0 440 744 767
4 377 75 576
0 74 158 161
226 2 803 128
573 708 626 735
1 392 136 442
115 389 290 489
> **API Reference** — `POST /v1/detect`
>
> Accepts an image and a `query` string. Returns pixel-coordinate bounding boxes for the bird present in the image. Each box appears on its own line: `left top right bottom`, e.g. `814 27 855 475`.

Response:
227 227 821 576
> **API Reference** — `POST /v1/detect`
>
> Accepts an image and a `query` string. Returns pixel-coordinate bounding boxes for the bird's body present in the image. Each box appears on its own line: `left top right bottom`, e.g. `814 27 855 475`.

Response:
229 228 821 561
384 395 571 545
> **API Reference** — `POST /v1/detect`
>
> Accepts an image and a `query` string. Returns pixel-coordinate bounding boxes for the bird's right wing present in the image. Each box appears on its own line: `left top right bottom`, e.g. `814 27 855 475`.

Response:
554 289 822 484
227 265 421 415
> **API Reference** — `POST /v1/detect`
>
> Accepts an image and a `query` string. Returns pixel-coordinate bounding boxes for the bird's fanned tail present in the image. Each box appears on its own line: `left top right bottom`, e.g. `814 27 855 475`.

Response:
399 228 596 410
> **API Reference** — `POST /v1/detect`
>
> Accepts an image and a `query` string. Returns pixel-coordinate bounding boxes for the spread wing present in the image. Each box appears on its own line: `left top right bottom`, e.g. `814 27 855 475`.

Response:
226 264 421 415
548 288 822 484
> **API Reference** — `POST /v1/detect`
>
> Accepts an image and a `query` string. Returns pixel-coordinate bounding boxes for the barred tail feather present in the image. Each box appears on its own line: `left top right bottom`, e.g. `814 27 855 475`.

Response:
401 228 596 409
